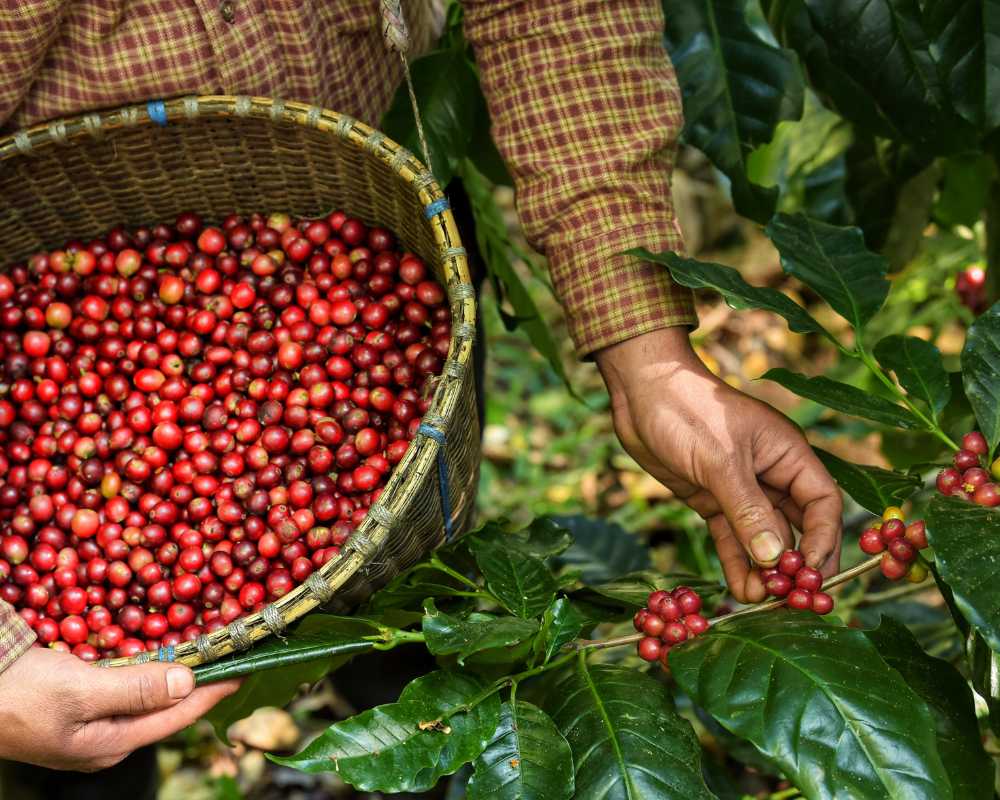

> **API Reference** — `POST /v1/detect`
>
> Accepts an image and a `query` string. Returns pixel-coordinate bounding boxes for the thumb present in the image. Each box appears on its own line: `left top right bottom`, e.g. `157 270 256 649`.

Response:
86 663 196 718
711 468 788 568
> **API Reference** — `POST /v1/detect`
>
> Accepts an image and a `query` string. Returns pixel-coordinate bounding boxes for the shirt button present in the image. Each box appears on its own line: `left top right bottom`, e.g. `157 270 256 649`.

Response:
220 0 236 23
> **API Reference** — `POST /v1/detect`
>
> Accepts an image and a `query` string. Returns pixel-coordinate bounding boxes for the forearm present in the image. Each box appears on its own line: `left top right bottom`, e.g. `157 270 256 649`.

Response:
462 0 696 357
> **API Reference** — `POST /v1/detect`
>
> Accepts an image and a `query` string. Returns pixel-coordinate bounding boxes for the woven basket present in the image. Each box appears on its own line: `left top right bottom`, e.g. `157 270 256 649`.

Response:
0 95 480 668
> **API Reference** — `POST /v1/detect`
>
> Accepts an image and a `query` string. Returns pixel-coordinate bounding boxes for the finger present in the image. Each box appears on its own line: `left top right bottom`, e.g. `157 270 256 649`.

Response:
110 680 241 752
709 463 787 569
765 445 843 571
708 516 767 604
85 663 197 718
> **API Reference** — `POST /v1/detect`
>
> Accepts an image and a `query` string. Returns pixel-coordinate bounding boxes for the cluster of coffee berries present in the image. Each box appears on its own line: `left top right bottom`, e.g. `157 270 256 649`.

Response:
956 265 987 314
0 210 450 660
634 587 708 669
858 507 929 582
761 550 833 614
936 432 1000 507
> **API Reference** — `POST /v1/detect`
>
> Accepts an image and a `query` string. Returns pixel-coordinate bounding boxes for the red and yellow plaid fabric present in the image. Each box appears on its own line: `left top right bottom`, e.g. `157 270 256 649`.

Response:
0 600 34 674
0 0 693 663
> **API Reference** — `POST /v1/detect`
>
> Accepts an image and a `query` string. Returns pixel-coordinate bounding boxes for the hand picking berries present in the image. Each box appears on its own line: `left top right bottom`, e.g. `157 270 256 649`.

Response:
0 210 450 660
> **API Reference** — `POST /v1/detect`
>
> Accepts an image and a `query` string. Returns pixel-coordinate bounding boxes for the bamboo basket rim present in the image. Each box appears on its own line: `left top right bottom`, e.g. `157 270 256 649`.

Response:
0 95 476 668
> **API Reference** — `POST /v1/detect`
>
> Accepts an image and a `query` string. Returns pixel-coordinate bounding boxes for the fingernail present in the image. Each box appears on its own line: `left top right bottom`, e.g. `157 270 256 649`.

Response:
750 531 783 564
166 668 195 699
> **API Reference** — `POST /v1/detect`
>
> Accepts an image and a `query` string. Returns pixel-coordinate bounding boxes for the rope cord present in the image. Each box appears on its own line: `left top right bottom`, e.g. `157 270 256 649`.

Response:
381 0 433 171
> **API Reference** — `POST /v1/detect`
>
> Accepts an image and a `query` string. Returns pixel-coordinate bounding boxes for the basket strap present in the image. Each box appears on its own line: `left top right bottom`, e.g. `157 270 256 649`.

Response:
417 421 454 541
380 0 433 172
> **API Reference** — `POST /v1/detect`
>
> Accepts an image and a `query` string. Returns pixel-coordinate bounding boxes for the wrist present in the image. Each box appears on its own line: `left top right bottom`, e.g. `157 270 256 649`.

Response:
595 327 700 398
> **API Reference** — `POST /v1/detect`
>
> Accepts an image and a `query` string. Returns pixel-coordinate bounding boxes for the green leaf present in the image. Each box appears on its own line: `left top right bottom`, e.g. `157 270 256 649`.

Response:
541 661 715 800
381 48 480 185
273 671 500 793
765 213 889 330
469 537 557 619
534 597 586 665
458 161 574 395
865 617 993 800
762 368 922 429
199 616 376 741
874 335 951 418
933 154 996 227
467 701 574 800
924 0 1000 132
927 494 1000 654
577 572 721 609
473 518 573 560
962 301 1000 454
369 568 469 612
670 611 953 800
813 448 921 514
549 515 650 584
423 600 539 665
632 248 839 347
765 0 977 153
663 0 804 222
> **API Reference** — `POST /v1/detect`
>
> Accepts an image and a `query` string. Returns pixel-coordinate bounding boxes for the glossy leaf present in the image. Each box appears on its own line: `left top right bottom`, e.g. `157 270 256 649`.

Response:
670 611 952 799
924 0 1000 131
467 701 574 800
469 537 558 619
765 213 889 330
423 600 539 665
473 518 572 560
578 572 722 609
962 301 1000 454
874 335 951 418
765 0 976 153
549 515 650 584
632 248 838 346
542 661 714 799
459 162 574 394
927 494 1000 654
272 671 500 793
813 448 922 514
865 617 993 800
762 368 922 428
533 597 586 665
663 0 804 222
381 48 479 184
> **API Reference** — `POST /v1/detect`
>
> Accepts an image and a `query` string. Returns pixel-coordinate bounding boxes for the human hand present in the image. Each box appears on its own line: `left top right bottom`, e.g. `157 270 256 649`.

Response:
596 328 842 603
0 646 239 771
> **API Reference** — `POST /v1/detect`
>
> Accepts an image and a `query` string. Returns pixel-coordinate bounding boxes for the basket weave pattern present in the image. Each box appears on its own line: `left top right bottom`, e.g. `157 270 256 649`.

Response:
0 95 479 667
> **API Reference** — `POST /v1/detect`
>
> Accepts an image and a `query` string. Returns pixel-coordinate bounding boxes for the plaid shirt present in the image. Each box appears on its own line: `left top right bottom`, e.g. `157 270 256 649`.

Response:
0 0 694 667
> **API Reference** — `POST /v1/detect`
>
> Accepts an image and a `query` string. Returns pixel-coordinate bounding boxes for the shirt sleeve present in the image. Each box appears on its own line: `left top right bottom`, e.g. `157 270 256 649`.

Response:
0 600 34 674
0 2 71 127
462 0 697 358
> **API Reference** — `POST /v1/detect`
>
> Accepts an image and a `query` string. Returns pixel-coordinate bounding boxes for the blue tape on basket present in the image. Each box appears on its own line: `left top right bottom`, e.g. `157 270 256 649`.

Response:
418 422 453 541
424 198 450 219
157 645 176 663
147 100 168 127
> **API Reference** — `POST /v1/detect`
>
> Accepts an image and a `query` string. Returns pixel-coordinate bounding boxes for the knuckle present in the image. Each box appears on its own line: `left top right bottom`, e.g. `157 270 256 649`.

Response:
732 499 770 531
129 673 159 715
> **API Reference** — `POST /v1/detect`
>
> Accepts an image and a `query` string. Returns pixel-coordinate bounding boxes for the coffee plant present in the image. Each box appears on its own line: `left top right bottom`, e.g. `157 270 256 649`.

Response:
183 3 1000 797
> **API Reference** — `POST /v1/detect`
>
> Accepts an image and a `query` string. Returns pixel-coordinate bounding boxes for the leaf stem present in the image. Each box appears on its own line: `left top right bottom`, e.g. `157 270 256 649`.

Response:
428 555 482 592
451 650 577 716
769 789 802 800
858 350 959 450
568 555 885 652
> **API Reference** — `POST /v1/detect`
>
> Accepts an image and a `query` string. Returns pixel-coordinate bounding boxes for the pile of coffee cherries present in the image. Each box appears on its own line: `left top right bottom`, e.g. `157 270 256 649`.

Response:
761 550 833 614
858 506 929 582
634 586 709 670
936 432 1000 507
0 210 450 660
